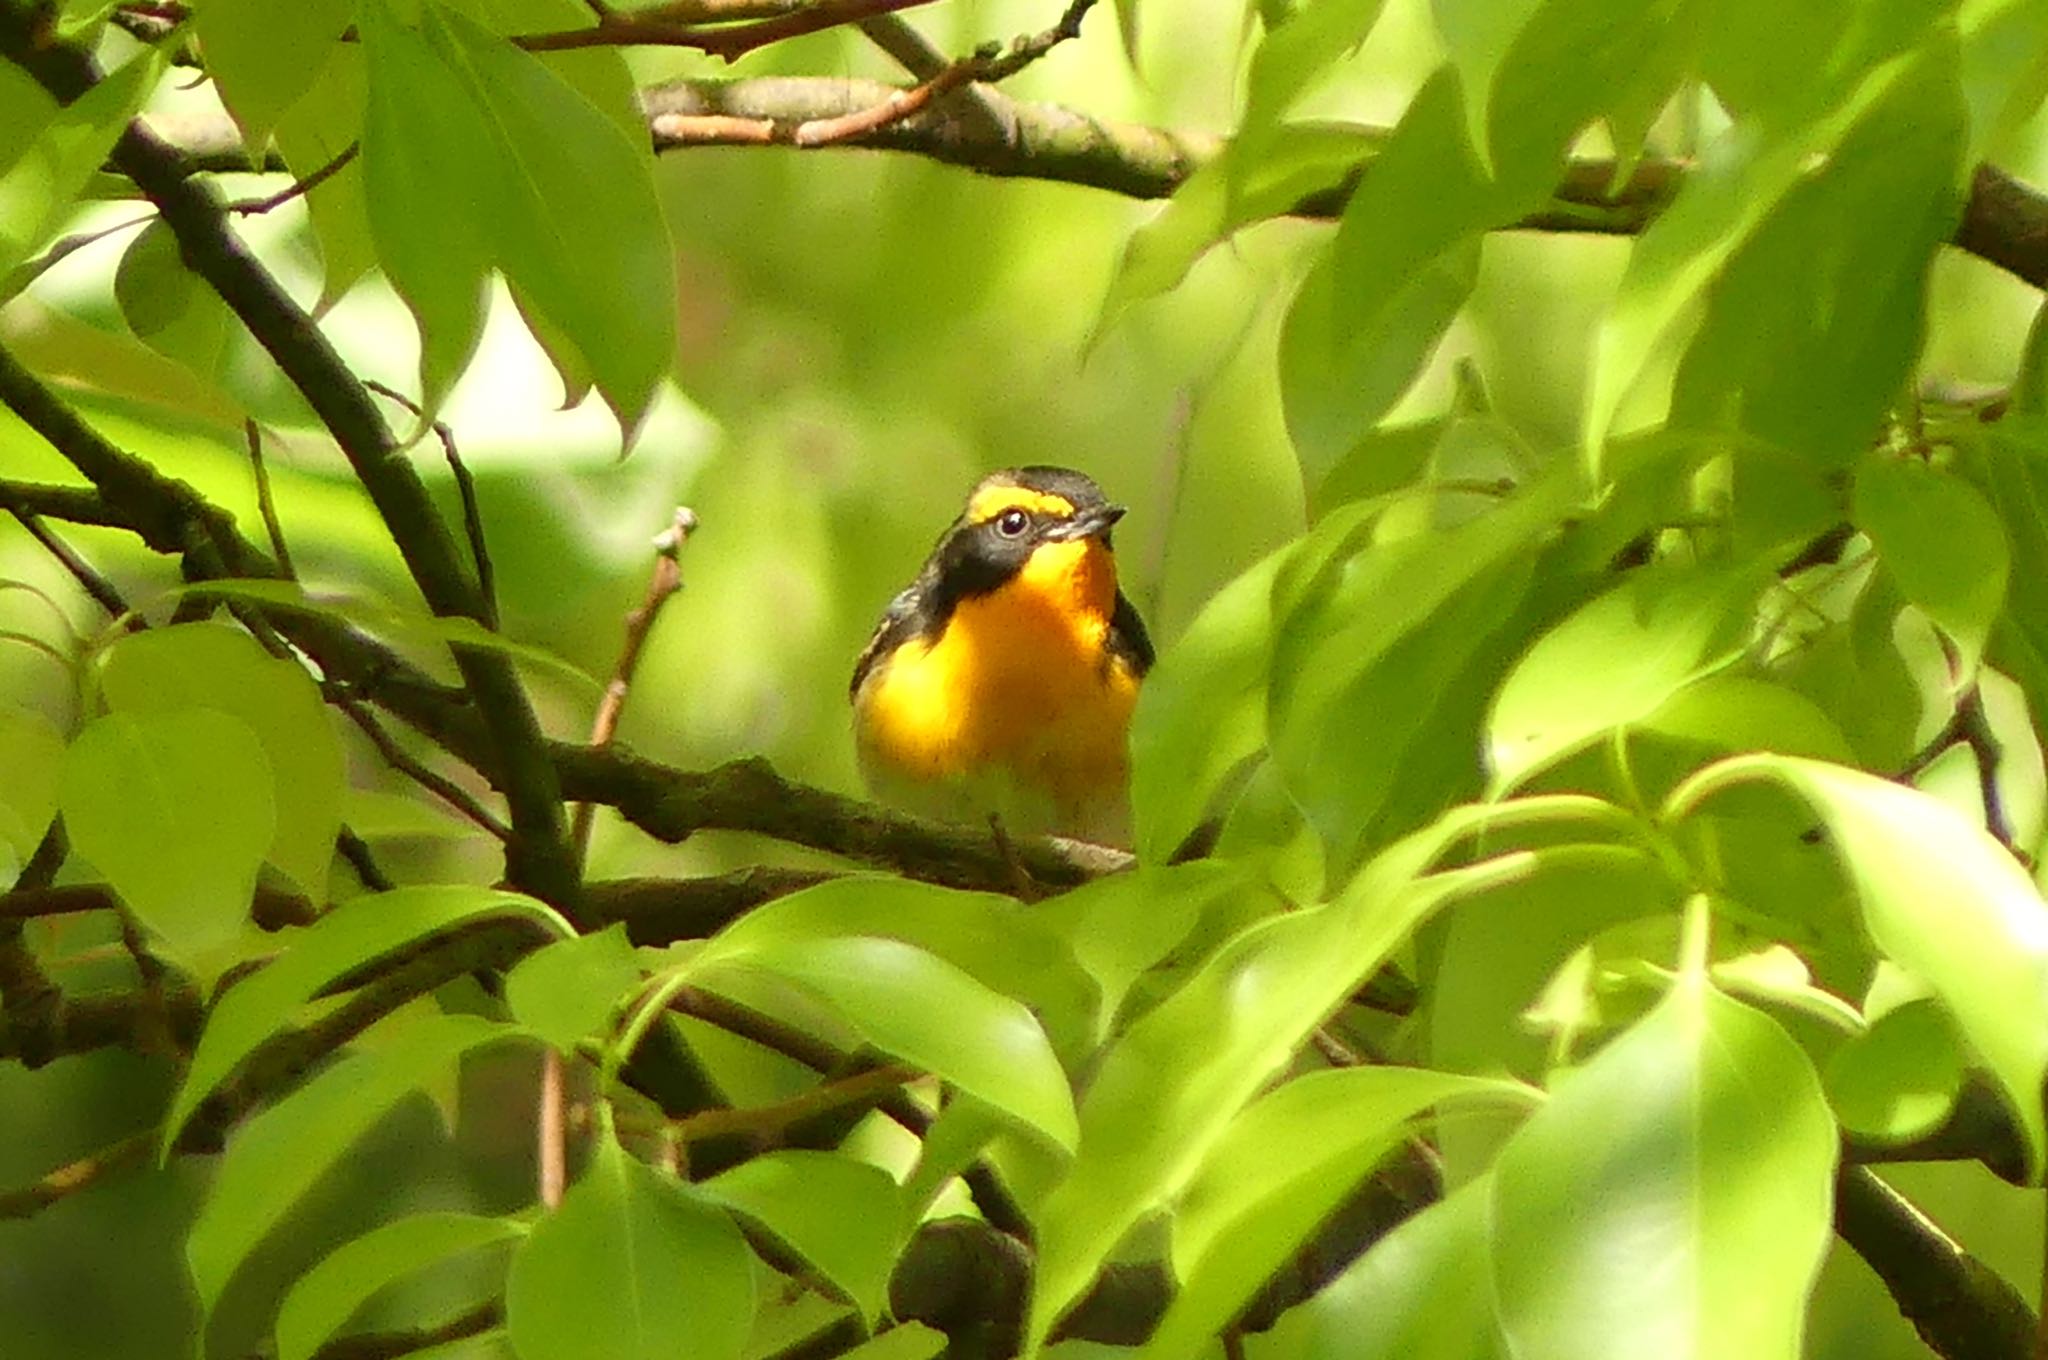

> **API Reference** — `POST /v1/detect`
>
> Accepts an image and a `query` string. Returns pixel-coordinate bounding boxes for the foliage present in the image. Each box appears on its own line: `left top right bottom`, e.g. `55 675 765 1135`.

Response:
4 2 2048 1360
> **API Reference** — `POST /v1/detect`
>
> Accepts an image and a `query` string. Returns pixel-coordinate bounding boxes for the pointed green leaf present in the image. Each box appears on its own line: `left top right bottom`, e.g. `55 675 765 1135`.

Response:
0 705 63 884
166 885 573 1151
1825 999 1965 1146
1490 980 1836 1360
1854 456 2009 677
706 876 1096 1066
0 47 163 277
101 622 346 899
115 220 235 379
1487 562 1763 791
506 1129 754 1360
1026 812 1542 1349
702 1150 903 1319
274 46 376 307
1143 1068 1534 1359
1670 755 2048 1175
695 935 1078 1153
1130 549 1284 863
277 1211 526 1360
505 923 642 1053
60 709 274 976
194 0 355 146
189 1012 516 1315
1249 1174 1504 1360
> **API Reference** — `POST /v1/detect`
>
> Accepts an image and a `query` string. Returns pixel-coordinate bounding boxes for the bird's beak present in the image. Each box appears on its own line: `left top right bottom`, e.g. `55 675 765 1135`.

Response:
1049 504 1127 542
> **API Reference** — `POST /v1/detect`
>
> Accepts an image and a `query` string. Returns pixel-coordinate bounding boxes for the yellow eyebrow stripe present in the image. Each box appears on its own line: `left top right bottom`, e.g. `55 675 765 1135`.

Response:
967 486 1076 524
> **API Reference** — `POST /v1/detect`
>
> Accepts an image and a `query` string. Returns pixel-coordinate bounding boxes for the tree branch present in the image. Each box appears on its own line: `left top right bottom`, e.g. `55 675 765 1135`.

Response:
1836 1165 2037 1360
0 1128 153 1222
0 12 580 911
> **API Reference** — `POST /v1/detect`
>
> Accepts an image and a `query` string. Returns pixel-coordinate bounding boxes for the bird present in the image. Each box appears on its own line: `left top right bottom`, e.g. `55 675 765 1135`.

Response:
850 465 1154 846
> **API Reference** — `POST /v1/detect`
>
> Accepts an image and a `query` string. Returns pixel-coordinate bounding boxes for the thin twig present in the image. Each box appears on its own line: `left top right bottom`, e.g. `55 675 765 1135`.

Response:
571 507 699 861
244 419 295 577
515 0 940 57
225 142 359 216
538 1048 567 1209
0 1129 153 1221
338 699 513 839
364 381 497 629
670 1062 918 1149
794 0 1095 146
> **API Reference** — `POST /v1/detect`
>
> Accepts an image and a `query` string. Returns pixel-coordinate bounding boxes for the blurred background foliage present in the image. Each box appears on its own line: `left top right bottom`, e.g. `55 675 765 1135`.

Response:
4 0 2048 1356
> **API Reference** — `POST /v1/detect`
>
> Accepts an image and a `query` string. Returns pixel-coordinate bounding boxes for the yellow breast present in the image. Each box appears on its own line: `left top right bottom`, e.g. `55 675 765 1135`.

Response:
854 539 1140 841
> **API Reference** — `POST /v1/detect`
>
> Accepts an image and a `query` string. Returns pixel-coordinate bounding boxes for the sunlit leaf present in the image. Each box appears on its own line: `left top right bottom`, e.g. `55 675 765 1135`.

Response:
60 709 274 978
1142 1067 1534 1358
1490 977 1836 1360
100 623 345 900
165 885 573 1152
1854 455 2009 677
0 47 163 278
1487 562 1763 791
0 704 63 884
1249 1175 1505 1360
506 1126 754 1360
702 1150 903 1319
276 1211 526 1360
505 922 642 1053
694 935 1078 1153
1825 998 1966 1146
1670 755 2048 1175
194 0 355 147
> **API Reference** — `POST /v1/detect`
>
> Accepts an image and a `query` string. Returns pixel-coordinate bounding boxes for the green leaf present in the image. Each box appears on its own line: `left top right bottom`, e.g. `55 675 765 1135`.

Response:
1959 0 2048 159
695 935 1078 1152
1279 239 1478 484
1269 473 1577 866
1238 0 1392 161
360 0 674 430
1669 55 1965 467
0 47 163 278
1025 810 1542 1349
1249 1175 1505 1360
506 1127 754 1360
1129 549 1284 862
189 1012 516 1316
273 45 376 307
706 876 1096 1066
1096 124 1376 335
1141 1067 1534 1359
276 1212 525 1360
505 923 642 1053
1670 756 2048 1176
1635 676 1857 765
701 1150 903 1319
114 219 235 378
100 622 346 899
60 709 275 977
1854 456 2009 677
1030 862 1253 1047
1429 0 1540 167
1825 999 1965 1146
1490 979 1836 1360
194 0 355 146
0 705 64 884
165 885 573 1152
1487 562 1763 792
1583 49 1929 476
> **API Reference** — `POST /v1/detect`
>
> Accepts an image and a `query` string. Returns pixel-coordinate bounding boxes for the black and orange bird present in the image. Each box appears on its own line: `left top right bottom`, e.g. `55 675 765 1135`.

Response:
850 466 1154 846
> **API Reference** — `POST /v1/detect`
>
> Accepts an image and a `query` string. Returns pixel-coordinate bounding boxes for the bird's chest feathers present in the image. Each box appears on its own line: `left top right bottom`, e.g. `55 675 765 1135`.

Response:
861 540 1135 776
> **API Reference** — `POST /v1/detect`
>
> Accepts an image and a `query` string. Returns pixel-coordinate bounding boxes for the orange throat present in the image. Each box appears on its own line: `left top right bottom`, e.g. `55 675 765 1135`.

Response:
855 537 1139 835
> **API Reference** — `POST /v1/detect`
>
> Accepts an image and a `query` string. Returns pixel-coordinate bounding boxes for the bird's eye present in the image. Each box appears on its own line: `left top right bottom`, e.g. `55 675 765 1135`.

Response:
995 509 1030 538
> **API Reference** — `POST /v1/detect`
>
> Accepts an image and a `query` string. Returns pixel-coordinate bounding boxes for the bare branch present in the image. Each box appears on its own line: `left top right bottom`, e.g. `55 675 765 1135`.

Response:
514 0 941 57
364 381 498 630
225 142 359 216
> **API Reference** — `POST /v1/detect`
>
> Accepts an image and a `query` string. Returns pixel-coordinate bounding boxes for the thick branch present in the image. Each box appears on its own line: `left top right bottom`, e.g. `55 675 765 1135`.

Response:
1836 1166 2037 1360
